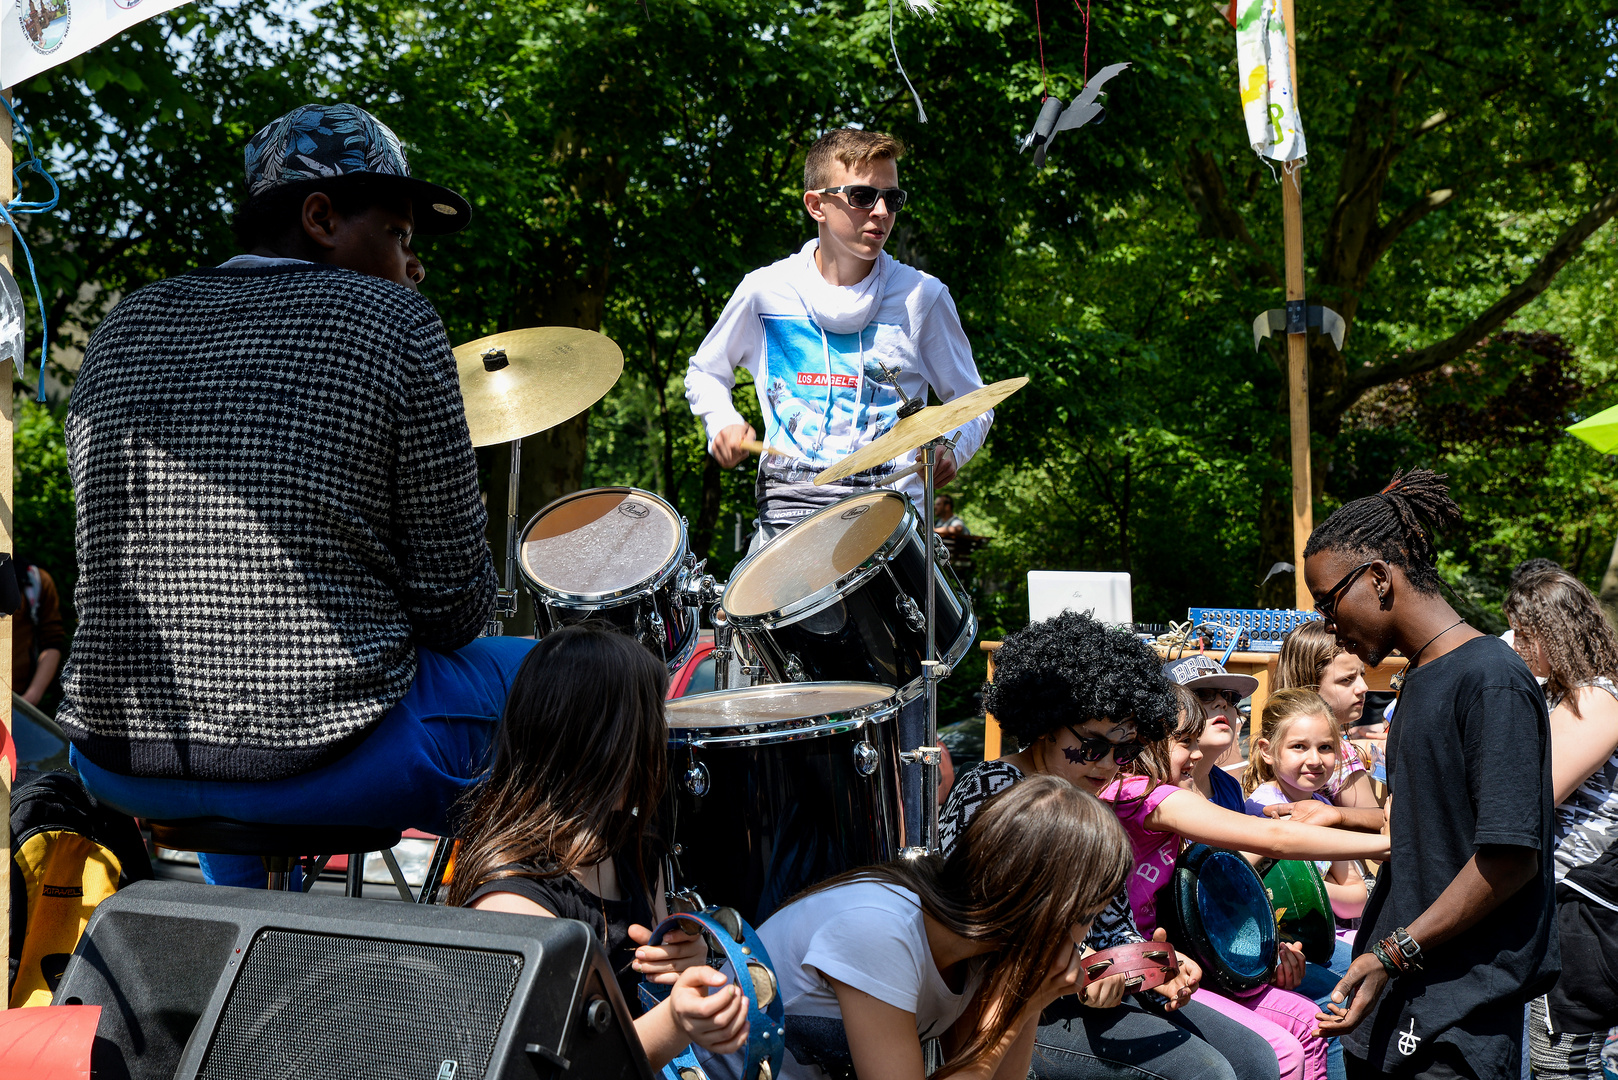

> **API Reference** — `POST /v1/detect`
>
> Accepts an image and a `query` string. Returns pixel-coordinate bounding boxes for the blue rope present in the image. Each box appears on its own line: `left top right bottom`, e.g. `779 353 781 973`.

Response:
3 94 60 404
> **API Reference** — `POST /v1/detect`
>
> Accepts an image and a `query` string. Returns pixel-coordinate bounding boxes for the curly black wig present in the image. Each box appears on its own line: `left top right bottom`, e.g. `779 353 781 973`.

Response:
983 610 1175 749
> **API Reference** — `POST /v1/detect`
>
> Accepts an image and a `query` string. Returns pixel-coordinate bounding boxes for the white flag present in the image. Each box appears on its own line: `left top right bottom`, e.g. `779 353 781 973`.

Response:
4 0 192 90
1235 0 1306 162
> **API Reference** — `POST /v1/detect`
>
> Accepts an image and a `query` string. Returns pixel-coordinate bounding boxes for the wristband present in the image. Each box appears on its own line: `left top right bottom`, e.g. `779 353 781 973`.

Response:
1370 940 1401 978
1388 926 1424 971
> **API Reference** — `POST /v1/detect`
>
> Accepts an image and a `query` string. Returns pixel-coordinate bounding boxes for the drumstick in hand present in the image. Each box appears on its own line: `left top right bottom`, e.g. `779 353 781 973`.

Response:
738 438 778 458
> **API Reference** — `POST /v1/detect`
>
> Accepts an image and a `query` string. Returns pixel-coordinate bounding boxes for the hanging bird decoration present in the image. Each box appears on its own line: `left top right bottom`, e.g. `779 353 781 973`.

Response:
1021 62 1131 168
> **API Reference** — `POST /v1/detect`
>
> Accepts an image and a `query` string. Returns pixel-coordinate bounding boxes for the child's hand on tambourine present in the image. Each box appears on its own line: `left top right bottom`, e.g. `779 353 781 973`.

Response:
1078 948 1130 1010
1148 929 1199 1011
628 923 708 984
669 965 750 1054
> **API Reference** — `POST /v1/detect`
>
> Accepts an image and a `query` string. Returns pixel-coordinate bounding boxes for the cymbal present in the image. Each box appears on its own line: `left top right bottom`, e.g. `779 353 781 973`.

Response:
453 327 624 447
814 376 1029 486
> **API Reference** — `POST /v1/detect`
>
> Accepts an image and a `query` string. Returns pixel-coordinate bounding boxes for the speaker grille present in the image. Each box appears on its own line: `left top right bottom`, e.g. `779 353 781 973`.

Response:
198 928 524 1080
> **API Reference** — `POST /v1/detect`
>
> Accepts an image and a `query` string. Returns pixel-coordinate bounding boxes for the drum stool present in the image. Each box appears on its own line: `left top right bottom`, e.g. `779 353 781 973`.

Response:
146 818 419 898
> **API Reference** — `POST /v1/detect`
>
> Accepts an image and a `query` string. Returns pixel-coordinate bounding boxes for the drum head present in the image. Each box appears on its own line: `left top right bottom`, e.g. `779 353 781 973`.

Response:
724 492 908 619
666 683 895 730
520 489 682 598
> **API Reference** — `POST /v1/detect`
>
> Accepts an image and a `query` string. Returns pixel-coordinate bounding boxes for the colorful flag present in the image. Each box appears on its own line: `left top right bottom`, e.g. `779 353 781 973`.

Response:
1235 0 1306 161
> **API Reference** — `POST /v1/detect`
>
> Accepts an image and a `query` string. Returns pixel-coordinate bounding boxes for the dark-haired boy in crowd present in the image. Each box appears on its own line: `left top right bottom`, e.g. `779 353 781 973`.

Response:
62 104 534 887
683 128 993 549
1308 471 1559 1080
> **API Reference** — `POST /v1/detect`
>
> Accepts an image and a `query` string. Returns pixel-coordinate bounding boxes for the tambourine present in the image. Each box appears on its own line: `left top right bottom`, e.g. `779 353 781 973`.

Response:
1258 858 1336 965
1156 844 1278 995
638 906 785 1080
1080 942 1180 995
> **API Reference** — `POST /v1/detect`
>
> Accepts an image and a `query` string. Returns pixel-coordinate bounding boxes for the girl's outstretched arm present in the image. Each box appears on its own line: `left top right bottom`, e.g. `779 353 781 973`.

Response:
1149 788 1390 861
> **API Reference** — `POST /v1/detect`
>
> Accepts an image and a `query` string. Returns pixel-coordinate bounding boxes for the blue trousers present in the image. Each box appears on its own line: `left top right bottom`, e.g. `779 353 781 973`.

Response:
73 637 537 888
1299 936 1356 1080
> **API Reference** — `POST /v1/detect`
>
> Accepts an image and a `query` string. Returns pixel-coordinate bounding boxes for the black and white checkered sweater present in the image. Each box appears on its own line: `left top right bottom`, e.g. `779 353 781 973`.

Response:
59 263 496 781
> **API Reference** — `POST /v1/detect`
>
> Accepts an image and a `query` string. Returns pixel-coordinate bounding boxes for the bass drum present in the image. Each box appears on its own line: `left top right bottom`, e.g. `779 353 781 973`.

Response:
664 682 908 926
518 487 698 674
722 490 976 689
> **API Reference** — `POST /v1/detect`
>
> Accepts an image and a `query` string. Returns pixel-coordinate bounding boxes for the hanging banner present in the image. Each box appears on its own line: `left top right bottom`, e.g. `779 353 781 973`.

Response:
1234 0 1305 161
3 0 191 90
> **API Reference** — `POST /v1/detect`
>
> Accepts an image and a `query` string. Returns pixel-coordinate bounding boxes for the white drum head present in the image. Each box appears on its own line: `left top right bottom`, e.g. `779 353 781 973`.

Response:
521 489 681 598
665 682 895 730
724 492 908 618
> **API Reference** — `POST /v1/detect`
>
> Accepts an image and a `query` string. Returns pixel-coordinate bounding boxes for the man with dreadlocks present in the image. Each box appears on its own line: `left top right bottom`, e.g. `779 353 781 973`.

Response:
1306 470 1559 1080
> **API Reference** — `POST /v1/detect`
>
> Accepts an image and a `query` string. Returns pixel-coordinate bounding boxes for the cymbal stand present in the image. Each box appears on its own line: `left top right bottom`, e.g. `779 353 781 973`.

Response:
485 348 524 634
900 435 950 856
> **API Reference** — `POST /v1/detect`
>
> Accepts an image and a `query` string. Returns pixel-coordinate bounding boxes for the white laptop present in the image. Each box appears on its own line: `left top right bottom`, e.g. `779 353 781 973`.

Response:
1027 571 1133 626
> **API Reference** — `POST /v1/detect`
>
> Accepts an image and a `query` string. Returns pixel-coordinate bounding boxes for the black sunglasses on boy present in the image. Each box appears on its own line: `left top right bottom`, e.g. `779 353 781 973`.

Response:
809 185 909 212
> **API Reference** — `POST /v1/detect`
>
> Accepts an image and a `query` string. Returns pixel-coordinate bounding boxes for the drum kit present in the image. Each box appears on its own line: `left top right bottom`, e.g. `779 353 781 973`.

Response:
455 326 1026 924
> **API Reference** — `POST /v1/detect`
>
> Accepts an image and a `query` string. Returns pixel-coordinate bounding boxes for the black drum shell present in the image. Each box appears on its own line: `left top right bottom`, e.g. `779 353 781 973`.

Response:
532 591 697 675
734 521 974 688
666 717 905 927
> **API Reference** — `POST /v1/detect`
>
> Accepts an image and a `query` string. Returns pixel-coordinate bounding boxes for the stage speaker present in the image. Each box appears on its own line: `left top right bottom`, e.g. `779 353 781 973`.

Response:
52 879 652 1080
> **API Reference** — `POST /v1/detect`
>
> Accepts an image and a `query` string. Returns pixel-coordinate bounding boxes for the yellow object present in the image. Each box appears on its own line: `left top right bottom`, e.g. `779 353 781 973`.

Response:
10 831 123 1007
1240 65 1268 106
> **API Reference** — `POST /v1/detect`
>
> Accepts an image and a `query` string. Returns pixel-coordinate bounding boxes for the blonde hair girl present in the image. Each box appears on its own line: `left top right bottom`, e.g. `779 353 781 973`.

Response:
1243 688 1368 920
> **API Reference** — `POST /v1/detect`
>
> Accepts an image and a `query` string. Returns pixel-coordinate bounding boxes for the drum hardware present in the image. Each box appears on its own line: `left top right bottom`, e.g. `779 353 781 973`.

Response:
899 745 942 767
852 741 881 776
895 592 925 632
815 376 1029 854
711 608 734 691
683 761 711 797
784 656 808 681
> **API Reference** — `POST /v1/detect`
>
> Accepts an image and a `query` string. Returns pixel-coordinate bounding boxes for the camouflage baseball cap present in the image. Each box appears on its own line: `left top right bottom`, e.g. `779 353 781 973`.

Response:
243 103 471 234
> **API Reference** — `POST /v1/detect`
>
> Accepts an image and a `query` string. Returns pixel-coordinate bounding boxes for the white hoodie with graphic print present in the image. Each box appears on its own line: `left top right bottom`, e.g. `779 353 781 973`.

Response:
683 239 990 525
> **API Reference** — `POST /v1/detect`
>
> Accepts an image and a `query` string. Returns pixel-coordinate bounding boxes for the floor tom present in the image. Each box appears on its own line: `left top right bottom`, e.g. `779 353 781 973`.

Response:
664 682 908 925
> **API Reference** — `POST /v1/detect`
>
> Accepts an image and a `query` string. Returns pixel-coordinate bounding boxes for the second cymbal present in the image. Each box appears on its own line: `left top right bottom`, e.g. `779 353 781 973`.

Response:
454 327 625 447
814 377 1029 485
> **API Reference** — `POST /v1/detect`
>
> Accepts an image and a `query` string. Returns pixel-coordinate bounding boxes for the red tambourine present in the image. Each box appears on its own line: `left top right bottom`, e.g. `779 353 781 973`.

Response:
1080 942 1180 994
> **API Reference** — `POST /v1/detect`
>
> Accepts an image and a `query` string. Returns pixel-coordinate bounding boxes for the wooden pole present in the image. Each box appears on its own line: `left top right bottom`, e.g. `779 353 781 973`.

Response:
1 89 16 996
1280 0 1311 610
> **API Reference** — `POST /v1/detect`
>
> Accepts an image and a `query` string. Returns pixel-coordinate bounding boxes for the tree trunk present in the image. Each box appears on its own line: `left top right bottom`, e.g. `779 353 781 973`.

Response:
691 454 723 566
1600 531 1618 634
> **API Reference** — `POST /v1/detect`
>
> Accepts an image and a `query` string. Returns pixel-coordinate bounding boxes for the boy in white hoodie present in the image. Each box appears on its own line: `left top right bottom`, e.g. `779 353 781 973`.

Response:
683 129 991 548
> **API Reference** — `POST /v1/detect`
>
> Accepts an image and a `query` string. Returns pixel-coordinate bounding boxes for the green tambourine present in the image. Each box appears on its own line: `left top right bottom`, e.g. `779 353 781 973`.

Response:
1260 858 1335 965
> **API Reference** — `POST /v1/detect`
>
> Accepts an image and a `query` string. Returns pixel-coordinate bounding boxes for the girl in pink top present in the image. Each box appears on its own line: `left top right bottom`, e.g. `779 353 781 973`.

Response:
1103 688 1389 1080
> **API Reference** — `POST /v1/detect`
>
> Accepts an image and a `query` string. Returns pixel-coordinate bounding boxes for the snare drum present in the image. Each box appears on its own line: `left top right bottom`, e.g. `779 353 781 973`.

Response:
721 491 976 688
518 487 698 674
664 682 908 925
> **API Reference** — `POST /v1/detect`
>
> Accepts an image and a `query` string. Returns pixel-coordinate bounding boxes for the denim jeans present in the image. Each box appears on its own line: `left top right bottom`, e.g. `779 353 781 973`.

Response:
72 636 537 887
1031 996 1284 1080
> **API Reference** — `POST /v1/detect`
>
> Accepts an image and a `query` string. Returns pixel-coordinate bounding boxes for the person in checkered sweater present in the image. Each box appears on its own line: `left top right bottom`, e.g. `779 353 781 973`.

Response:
60 104 536 887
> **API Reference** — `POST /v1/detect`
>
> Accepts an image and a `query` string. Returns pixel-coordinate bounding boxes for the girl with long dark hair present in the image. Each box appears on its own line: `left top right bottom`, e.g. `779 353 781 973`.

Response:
722 775 1134 1079
448 624 748 1070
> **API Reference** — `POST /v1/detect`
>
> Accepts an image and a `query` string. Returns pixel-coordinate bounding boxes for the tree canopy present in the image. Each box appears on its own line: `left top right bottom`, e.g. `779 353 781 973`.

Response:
9 0 1617 675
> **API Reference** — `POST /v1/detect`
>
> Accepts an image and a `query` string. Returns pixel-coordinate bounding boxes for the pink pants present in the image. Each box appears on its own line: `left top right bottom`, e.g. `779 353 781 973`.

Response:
1191 985 1329 1080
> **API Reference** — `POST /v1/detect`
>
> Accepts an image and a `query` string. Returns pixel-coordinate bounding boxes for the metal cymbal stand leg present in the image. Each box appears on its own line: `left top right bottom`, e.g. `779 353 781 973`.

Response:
900 437 946 856
486 435 523 637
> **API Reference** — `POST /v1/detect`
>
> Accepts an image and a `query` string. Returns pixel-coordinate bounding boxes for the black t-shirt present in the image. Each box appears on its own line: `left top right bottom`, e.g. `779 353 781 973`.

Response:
1342 634 1560 1076
465 856 658 1014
